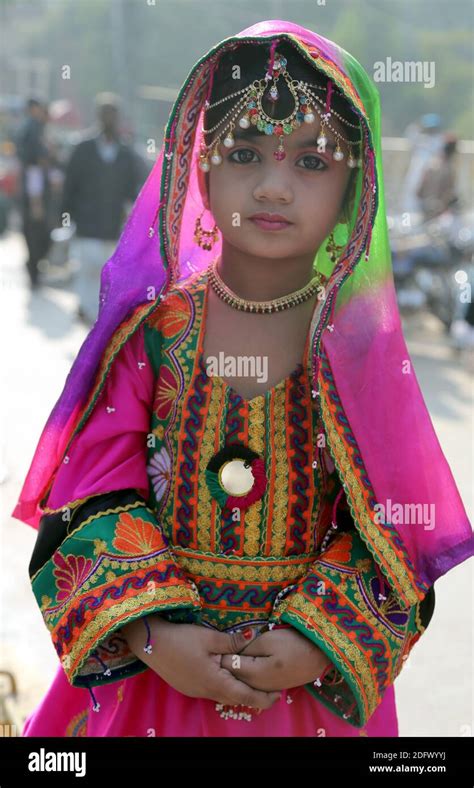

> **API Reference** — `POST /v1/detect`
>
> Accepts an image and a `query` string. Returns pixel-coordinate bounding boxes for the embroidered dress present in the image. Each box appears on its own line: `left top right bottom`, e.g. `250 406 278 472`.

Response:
23 271 433 737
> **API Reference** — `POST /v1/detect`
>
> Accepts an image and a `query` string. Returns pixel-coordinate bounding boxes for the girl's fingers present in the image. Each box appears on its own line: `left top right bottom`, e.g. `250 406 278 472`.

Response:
218 672 282 710
220 653 268 683
237 637 271 656
210 626 260 655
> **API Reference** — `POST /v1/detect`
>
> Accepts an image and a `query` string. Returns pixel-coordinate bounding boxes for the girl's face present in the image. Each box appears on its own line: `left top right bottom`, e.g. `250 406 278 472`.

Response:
203 115 353 261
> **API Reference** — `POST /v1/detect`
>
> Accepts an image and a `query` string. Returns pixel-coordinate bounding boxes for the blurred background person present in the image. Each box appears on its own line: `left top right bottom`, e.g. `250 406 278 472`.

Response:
60 92 143 326
15 97 52 289
417 133 460 220
400 113 445 220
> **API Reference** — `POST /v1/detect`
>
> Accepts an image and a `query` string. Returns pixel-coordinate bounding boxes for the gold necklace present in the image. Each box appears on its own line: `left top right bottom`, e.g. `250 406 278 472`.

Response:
207 257 325 314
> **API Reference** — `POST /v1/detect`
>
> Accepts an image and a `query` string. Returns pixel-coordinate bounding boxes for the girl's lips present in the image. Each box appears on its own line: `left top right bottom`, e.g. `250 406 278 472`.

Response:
249 215 293 231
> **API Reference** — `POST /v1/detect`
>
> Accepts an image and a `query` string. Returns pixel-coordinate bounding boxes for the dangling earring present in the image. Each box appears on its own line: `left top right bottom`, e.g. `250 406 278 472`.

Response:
325 231 345 263
194 211 219 251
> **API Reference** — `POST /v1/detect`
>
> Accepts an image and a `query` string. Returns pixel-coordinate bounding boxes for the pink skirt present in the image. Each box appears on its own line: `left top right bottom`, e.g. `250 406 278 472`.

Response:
22 663 398 737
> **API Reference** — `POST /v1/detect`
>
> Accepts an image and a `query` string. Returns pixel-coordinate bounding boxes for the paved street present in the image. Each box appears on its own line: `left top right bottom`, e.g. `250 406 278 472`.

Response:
1 228 472 736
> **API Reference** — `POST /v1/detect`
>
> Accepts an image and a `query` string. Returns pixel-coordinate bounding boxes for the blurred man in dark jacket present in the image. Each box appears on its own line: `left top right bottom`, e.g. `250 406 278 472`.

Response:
61 92 144 325
16 97 51 289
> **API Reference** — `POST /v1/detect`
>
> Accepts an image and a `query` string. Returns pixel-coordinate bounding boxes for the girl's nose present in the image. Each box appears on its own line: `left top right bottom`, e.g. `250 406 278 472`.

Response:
253 168 293 204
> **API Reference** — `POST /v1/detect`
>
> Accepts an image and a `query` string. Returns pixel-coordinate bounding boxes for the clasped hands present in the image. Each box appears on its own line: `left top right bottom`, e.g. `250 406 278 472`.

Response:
220 623 332 694
122 615 332 712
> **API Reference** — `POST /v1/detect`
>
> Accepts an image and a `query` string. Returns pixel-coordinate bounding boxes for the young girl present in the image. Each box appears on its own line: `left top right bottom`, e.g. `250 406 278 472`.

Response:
13 20 473 738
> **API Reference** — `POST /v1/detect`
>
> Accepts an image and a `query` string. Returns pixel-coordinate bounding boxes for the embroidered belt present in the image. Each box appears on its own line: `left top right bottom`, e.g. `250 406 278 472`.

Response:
173 547 316 585
172 547 316 625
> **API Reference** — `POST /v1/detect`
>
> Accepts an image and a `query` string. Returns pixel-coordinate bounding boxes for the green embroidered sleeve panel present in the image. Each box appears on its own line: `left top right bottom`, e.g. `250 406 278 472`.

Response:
28 317 202 690
268 491 435 729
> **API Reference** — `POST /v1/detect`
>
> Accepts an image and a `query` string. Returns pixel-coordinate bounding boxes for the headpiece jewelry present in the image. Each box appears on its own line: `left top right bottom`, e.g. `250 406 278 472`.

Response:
200 50 363 169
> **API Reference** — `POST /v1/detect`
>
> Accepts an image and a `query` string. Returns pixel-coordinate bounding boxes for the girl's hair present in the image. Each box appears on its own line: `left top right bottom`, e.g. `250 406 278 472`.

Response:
204 41 361 223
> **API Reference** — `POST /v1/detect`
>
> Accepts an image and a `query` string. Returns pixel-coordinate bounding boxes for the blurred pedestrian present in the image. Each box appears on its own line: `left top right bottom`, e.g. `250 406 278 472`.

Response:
15 98 51 289
60 92 143 326
417 133 460 220
401 113 445 219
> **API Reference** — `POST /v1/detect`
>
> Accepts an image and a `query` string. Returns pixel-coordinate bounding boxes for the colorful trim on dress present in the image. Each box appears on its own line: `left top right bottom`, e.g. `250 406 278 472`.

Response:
32 495 202 687
271 529 428 727
317 345 428 607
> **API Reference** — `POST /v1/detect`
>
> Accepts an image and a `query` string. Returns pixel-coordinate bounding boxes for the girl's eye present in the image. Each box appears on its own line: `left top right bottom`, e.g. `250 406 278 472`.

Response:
229 148 259 164
297 154 327 171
